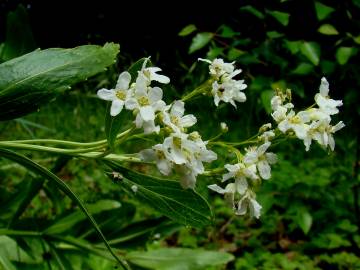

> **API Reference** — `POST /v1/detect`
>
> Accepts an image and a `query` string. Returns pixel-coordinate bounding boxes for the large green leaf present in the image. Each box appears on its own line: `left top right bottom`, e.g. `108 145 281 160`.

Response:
0 149 129 269
0 43 119 120
300 42 321 66
189 33 213 54
105 58 151 148
126 248 234 270
0 5 36 62
44 200 122 235
104 162 213 228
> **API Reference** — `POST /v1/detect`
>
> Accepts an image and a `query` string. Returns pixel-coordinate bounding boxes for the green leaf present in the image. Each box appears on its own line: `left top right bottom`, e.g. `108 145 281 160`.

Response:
353 35 360 44
219 25 239 38
300 42 321 65
239 5 265 19
296 209 313 234
104 58 150 148
0 149 128 268
227 48 246 61
0 253 16 270
0 5 36 62
44 200 122 234
290 63 314 75
189 33 213 54
104 162 213 228
126 248 234 270
318 24 339 35
315 2 335 21
267 10 290 26
260 90 274 114
283 40 301 54
336 47 357 65
178 24 197 37
0 43 119 121
266 31 284 39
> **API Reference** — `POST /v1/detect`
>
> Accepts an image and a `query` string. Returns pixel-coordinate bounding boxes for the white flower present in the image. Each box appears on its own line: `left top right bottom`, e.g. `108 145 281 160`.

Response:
140 144 172 175
236 191 262 218
97 71 132 116
304 120 345 151
208 184 262 218
278 110 311 140
211 79 247 108
138 58 170 85
199 58 247 108
125 84 166 134
259 130 275 142
223 163 258 190
162 100 197 133
162 132 217 188
315 77 343 115
244 142 277 180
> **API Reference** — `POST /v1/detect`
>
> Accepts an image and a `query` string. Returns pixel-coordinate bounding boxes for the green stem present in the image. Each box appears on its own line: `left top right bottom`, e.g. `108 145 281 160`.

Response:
181 80 212 102
1 128 133 148
0 142 104 154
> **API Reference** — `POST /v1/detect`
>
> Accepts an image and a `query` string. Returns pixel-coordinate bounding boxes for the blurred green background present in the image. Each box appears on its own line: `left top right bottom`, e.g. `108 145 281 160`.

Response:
1 0 360 269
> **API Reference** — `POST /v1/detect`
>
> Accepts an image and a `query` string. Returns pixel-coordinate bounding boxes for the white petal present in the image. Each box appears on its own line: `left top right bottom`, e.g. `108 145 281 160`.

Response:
148 87 163 103
139 149 156 161
258 142 271 156
140 106 155 121
135 113 143 128
249 198 262 219
110 100 124 116
198 58 212 64
208 184 226 194
257 160 271 180
97 89 116 101
171 100 185 117
319 77 329 96
235 178 248 195
265 153 277 164
180 115 197 127
125 98 138 110
116 71 131 89
332 121 345 132
157 159 172 175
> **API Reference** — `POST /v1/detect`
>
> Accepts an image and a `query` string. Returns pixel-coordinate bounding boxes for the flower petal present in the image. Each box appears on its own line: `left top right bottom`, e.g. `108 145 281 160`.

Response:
148 87 163 103
97 89 116 101
257 160 271 180
116 71 131 89
140 106 155 121
180 115 197 128
110 100 124 116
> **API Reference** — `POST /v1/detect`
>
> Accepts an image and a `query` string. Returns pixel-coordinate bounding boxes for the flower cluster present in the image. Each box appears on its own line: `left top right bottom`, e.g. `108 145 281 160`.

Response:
98 57 344 219
209 140 277 219
199 58 247 107
271 77 345 151
98 58 217 189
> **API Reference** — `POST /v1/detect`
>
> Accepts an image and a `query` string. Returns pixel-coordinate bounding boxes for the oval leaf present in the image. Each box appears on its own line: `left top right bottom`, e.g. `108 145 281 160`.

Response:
300 42 321 66
336 47 357 65
178 24 197 37
104 161 213 228
126 248 234 270
0 43 119 121
318 24 339 35
189 32 213 54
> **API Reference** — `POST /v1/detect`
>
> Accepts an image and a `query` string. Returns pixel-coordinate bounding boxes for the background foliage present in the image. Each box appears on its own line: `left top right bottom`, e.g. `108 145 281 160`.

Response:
0 0 359 269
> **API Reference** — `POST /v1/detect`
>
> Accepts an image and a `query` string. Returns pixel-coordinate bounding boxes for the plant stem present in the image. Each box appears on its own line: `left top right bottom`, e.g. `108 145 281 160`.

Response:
181 80 211 102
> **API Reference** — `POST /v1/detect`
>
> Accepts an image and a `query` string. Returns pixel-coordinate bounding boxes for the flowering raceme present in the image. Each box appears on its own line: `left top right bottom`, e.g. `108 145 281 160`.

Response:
97 58 344 219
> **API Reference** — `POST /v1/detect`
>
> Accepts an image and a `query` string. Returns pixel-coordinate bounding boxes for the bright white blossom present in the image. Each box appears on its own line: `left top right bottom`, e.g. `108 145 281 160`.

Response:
138 58 170 85
199 58 247 108
272 77 344 151
97 71 132 116
244 142 277 180
162 100 197 133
